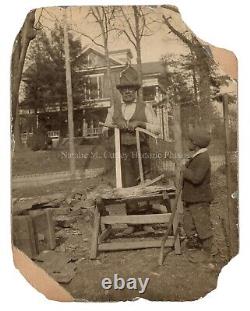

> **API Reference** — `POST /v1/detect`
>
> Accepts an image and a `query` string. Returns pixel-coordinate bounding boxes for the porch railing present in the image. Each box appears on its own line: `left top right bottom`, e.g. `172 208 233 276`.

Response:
21 130 60 145
47 130 60 138
82 127 103 137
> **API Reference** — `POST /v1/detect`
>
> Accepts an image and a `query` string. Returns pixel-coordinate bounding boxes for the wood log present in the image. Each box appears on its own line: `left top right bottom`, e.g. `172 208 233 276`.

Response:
101 185 175 200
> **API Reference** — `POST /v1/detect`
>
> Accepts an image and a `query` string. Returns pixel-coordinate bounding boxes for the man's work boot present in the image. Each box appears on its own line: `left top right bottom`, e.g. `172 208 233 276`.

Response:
202 236 218 254
185 249 208 264
185 236 201 250
202 236 219 261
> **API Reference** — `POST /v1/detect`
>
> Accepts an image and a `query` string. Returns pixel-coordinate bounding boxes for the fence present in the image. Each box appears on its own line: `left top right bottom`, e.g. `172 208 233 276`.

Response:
148 101 238 180
21 130 61 145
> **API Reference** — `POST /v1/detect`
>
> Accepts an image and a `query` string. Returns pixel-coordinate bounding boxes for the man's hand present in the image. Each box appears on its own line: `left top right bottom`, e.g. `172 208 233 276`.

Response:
115 119 128 129
128 120 145 130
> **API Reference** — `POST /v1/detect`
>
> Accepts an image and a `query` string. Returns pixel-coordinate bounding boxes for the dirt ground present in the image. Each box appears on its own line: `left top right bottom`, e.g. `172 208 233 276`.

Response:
12 166 238 302
58 213 224 302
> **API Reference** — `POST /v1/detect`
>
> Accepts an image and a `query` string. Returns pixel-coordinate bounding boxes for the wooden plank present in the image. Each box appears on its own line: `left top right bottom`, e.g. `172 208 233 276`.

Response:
99 238 174 251
158 174 183 265
90 208 101 259
136 129 144 183
29 209 56 253
101 213 171 225
114 127 122 188
12 215 37 258
45 209 56 250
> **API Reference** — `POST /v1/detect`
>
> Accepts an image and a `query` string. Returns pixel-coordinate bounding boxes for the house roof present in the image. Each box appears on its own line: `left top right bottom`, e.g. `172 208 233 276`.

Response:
80 46 123 66
109 49 133 58
134 62 164 76
79 46 165 75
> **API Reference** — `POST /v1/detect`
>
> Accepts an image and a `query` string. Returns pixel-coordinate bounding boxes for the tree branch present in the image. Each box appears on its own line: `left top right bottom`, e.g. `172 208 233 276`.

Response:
70 29 104 48
34 8 44 29
121 7 136 41
161 5 180 13
114 26 137 49
43 8 60 23
162 14 192 48
139 9 146 39
101 7 108 36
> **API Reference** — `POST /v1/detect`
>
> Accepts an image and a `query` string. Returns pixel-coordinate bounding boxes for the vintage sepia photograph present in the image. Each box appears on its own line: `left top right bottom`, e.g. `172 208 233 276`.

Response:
11 4 238 302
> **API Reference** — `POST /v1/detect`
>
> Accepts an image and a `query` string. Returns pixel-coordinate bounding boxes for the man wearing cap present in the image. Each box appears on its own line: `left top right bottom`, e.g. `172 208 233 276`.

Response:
181 126 216 261
103 65 160 235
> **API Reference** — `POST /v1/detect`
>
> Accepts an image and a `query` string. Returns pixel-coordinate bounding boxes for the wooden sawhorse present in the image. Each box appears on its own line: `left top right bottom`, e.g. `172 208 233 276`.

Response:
90 188 181 259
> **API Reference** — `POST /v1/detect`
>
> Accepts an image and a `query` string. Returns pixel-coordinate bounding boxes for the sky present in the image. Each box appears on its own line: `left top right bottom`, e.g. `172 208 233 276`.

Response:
35 5 190 64
20 5 237 111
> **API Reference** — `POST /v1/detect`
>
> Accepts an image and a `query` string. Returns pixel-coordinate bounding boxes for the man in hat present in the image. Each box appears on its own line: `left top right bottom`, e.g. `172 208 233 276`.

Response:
181 126 216 261
103 65 160 235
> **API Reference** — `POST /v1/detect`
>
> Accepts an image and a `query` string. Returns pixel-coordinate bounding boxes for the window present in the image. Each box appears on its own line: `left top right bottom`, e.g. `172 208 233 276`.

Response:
83 74 104 100
87 53 97 67
143 86 156 102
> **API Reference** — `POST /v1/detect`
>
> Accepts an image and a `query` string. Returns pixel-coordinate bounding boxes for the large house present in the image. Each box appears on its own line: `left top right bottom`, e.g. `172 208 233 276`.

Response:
19 47 172 143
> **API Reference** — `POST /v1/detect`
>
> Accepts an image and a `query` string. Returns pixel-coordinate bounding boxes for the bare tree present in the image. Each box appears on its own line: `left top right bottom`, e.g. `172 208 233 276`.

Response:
115 6 154 101
162 12 213 124
72 7 116 108
11 10 37 149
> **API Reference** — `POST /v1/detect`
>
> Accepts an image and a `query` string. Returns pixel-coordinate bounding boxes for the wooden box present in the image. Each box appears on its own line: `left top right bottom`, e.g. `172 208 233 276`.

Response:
12 215 37 258
12 209 56 257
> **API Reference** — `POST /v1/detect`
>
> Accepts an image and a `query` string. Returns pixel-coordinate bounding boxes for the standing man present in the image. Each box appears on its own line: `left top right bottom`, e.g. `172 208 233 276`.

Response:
103 65 160 235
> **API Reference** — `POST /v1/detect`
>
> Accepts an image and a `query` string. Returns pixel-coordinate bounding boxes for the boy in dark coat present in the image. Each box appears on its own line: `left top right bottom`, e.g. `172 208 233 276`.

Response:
181 127 215 258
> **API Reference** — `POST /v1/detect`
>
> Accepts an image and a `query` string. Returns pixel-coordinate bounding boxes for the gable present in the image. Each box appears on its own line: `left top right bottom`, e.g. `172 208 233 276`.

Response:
79 47 121 69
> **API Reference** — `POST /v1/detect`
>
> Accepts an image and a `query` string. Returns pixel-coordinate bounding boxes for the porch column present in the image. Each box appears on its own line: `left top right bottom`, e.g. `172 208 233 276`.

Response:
82 118 87 137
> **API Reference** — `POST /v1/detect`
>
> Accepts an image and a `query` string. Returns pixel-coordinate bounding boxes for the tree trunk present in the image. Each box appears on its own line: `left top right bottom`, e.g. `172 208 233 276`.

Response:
190 50 201 120
64 8 76 177
11 10 36 150
173 100 183 186
104 38 115 106
162 15 212 123
98 13 117 119
133 6 143 103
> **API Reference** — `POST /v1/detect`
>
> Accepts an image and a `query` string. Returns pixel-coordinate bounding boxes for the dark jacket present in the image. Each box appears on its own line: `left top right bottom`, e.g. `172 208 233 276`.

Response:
182 151 213 203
